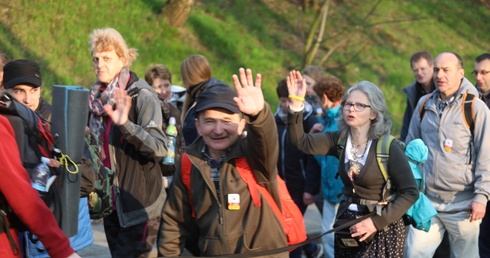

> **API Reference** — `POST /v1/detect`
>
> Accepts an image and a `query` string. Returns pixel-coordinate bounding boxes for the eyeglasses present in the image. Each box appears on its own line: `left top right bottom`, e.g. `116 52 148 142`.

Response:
472 70 490 76
342 101 371 112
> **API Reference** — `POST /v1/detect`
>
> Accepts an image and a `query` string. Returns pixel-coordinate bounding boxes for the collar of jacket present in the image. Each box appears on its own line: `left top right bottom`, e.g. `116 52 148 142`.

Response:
325 105 341 119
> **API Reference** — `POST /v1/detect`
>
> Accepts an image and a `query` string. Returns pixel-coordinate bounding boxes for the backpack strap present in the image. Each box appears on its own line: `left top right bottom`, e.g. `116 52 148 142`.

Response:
462 93 475 136
336 133 347 160
0 195 21 256
234 157 261 207
376 134 395 205
419 95 431 121
181 153 196 218
376 134 395 181
127 86 141 124
234 157 287 236
334 134 348 184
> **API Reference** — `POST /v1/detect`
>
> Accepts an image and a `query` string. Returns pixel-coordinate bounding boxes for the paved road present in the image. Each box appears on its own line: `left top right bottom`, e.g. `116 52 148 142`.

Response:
77 205 323 258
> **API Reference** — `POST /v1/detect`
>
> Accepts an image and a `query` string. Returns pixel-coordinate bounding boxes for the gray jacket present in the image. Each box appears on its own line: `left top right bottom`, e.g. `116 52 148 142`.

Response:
109 75 167 227
400 82 419 142
406 77 490 206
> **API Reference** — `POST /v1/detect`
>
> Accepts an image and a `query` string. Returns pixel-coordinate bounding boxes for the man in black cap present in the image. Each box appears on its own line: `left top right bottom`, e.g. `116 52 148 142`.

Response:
158 68 290 257
3 59 52 121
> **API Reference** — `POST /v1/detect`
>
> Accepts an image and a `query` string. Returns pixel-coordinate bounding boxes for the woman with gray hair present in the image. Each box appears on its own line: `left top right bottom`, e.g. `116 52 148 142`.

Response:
286 71 418 257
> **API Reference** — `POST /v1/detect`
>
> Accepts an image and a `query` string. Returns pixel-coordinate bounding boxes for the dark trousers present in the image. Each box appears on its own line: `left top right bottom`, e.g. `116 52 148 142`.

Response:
433 232 450 258
104 211 160 258
479 202 490 258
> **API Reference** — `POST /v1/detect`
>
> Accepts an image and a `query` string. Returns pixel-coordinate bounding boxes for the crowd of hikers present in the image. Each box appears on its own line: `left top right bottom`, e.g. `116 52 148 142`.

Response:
1 27 490 258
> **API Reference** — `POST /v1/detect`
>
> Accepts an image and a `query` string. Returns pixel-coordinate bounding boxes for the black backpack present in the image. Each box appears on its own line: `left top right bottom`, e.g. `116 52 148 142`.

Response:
0 93 62 232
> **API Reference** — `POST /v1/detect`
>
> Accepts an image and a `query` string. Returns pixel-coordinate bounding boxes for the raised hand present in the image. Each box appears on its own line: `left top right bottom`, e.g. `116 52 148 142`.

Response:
232 68 264 117
286 70 307 109
103 88 132 126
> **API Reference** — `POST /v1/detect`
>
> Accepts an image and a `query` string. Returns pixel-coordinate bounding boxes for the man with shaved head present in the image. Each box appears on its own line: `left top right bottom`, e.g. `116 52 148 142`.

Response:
404 52 490 258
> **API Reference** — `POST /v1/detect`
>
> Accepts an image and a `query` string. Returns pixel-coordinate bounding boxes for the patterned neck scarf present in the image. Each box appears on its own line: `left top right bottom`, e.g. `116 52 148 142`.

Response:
88 68 130 160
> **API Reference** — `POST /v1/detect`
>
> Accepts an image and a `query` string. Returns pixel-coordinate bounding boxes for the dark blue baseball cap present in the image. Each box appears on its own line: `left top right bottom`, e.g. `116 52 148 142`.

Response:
195 83 240 114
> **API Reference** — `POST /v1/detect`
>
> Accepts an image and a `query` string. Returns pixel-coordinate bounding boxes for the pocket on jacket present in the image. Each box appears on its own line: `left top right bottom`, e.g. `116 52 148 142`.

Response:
241 231 263 252
202 236 224 255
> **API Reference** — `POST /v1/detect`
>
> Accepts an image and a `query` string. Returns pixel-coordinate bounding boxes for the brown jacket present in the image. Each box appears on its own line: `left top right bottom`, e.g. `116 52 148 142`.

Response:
158 104 288 257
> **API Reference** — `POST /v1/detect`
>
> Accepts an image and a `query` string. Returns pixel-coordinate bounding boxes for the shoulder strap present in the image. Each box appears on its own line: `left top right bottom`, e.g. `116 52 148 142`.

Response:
0 195 21 256
462 93 475 136
376 134 395 181
376 134 396 204
235 157 261 207
234 157 287 234
127 86 141 123
419 95 431 121
336 133 347 159
181 153 196 218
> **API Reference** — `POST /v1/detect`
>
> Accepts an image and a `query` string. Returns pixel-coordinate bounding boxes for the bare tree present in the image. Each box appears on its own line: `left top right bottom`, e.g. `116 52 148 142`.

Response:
161 0 194 28
303 0 331 66
302 0 428 68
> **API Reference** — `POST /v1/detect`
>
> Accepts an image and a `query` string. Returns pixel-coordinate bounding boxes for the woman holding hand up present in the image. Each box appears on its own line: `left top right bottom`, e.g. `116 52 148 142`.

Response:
286 71 417 258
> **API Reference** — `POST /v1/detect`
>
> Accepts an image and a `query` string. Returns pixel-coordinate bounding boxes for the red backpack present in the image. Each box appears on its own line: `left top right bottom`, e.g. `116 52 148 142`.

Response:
181 153 307 246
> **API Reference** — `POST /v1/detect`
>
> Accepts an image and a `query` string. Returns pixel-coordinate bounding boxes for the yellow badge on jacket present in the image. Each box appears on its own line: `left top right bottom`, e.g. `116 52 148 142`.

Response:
227 194 240 210
444 139 453 152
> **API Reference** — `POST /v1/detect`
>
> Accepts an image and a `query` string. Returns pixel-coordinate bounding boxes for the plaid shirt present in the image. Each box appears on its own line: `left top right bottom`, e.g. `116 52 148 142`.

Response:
438 94 455 118
201 145 225 195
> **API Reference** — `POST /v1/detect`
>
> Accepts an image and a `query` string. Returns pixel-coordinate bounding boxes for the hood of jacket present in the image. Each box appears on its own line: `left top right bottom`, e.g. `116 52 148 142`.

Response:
458 77 479 96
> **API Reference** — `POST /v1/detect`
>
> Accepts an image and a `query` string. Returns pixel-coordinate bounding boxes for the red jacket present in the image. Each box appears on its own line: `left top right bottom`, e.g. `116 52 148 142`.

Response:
0 116 74 258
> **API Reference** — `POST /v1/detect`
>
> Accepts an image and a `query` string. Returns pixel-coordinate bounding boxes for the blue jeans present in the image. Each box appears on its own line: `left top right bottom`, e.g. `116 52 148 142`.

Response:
321 200 339 258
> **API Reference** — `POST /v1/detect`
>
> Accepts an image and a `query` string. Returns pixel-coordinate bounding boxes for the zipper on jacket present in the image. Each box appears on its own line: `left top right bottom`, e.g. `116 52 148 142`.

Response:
218 203 224 225
107 144 126 227
218 188 229 253
299 158 306 178
280 130 287 181
217 178 225 226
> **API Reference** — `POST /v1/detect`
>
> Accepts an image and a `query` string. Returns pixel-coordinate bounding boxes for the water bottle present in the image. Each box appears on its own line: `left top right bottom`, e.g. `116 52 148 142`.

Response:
31 157 51 192
163 117 177 165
